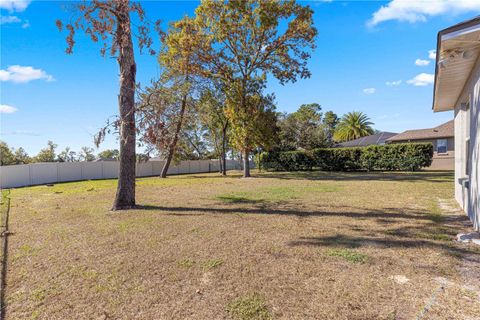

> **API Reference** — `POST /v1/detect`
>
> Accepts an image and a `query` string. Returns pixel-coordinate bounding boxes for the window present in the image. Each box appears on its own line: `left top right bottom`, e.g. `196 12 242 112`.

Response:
437 139 447 154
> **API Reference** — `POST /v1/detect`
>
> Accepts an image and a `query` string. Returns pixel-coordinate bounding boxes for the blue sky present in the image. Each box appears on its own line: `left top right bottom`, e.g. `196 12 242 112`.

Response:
1 0 480 155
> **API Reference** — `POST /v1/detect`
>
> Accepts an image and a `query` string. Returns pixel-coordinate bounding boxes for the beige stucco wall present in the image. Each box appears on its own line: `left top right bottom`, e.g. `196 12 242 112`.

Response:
454 54 480 231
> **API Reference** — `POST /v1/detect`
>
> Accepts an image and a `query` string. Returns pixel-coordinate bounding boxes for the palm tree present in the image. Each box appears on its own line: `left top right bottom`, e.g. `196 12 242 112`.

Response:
333 111 374 142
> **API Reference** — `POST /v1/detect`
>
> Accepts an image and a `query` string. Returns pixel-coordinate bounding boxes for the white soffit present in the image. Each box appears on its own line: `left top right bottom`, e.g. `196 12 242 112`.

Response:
433 23 480 112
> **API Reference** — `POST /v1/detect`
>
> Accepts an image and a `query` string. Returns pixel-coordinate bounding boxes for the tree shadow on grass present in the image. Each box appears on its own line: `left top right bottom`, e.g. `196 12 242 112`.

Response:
134 204 457 223
215 194 266 204
133 202 478 260
185 173 243 179
255 171 454 183
287 233 479 258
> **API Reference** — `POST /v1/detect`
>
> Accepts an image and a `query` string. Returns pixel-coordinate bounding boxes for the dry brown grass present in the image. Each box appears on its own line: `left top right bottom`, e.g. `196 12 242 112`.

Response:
4 170 480 319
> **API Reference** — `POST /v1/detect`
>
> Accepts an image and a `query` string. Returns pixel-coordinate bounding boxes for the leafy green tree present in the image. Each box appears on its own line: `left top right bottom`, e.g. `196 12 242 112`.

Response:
178 117 210 160
0 141 15 166
294 104 322 124
57 147 77 162
155 16 207 178
98 149 120 160
194 0 317 177
79 147 96 162
198 86 230 175
276 103 332 151
34 141 58 163
276 112 298 151
13 147 31 164
0 142 32 165
334 111 374 142
292 103 326 149
225 80 278 169
323 111 339 143
57 0 157 210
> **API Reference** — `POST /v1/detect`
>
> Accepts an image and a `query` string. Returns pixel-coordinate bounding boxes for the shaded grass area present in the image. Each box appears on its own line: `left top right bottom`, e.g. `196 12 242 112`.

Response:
4 170 480 320
215 185 338 204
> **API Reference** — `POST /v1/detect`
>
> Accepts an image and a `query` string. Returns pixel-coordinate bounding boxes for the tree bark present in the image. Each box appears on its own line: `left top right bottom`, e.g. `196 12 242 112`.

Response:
243 150 250 178
218 155 223 174
112 12 136 211
160 93 187 178
240 77 250 177
221 122 228 176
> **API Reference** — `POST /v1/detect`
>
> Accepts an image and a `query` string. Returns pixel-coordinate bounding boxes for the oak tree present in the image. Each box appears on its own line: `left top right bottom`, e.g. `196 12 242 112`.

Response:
194 0 317 177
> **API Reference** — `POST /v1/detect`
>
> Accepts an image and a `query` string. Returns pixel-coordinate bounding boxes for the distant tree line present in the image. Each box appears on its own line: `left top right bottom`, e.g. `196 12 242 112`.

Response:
0 140 132 166
1 106 375 167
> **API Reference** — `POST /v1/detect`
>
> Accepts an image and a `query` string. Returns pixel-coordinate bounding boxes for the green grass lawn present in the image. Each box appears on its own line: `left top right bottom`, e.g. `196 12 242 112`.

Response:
3 170 480 319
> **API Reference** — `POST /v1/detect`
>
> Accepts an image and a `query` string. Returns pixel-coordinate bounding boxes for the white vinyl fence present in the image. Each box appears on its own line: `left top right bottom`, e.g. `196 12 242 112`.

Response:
0 159 243 189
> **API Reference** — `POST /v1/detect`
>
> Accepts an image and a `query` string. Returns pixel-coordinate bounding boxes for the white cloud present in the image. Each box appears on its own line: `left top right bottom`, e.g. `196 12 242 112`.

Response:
0 65 55 83
428 49 437 60
386 80 402 86
363 87 376 94
0 15 30 28
407 73 434 86
0 0 30 12
312 0 333 5
367 0 480 27
10 130 40 136
0 15 20 24
378 113 401 120
415 59 430 66
0 104 18 114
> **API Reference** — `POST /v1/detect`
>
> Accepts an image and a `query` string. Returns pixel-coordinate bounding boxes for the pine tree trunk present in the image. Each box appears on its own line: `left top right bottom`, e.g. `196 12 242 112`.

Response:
112 12 136 211
160 93 187 178
243 150 250 178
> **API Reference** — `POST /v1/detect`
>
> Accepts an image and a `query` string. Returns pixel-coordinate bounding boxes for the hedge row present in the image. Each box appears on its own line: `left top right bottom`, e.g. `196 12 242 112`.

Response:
258 143 433 172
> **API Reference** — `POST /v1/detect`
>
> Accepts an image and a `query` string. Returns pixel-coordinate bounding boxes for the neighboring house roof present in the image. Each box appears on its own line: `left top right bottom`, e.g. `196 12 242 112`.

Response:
386 120 454 142
338 132 398 147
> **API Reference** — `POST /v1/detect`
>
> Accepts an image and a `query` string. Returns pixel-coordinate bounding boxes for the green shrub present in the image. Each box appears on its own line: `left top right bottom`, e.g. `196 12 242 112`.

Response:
259 143 433 172
258 150 315 171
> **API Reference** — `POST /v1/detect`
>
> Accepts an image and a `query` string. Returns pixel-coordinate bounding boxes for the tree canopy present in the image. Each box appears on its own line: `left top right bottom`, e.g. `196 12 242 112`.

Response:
193 0 317 177
333 111 375 142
